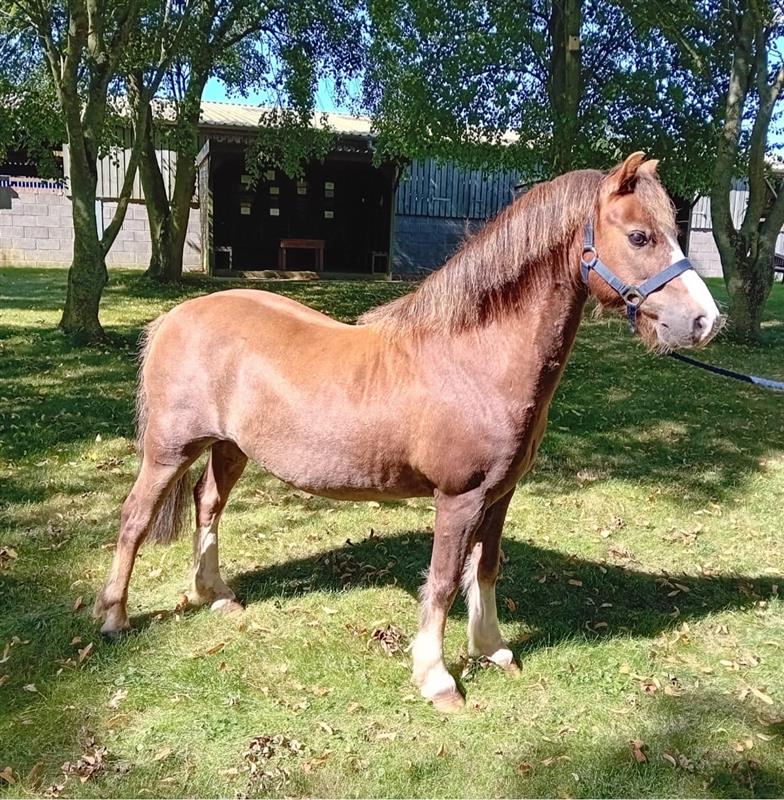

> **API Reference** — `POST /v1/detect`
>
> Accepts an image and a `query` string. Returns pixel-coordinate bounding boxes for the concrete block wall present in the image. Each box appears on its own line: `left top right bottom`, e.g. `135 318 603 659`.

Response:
686 229 723 278
393 215 484 275
0 183 202 270
0 189 74 265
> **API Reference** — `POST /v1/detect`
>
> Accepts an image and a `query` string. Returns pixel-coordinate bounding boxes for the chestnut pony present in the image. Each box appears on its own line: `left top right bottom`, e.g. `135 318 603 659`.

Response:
95 153 720 711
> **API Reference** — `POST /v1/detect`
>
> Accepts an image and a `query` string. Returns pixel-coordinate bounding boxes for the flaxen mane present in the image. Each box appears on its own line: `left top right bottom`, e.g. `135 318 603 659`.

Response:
360 166 676 334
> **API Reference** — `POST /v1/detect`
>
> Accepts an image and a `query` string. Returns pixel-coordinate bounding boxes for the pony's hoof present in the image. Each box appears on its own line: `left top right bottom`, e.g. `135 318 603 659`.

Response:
488 647 519 674
430 689 466 714
211 598 244 614
100 620 131 639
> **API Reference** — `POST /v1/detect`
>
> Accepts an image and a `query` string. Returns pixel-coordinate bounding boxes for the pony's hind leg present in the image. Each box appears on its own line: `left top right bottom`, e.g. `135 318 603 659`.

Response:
188 441 247 612
462 490 518 672
412 489 485 712
95 452 196 635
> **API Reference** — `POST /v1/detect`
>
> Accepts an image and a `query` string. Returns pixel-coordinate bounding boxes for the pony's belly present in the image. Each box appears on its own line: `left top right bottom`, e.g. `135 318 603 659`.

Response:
236 427 433 501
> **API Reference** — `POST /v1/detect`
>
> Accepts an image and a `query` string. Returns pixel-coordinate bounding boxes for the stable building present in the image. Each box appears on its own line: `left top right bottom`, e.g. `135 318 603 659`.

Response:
0 102 522 277
198 106 397 276
3 100 772 278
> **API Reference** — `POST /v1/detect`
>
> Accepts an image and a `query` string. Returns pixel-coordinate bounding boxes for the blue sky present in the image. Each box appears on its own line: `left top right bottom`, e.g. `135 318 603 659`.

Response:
202 77 359 114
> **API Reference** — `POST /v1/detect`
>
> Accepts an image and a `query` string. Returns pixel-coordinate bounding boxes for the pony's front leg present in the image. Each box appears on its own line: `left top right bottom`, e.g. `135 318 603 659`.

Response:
463 490 518 672
412 489 485 712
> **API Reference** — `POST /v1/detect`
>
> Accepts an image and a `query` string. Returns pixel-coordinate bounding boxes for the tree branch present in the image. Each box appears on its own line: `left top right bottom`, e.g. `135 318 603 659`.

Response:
710 2 756 266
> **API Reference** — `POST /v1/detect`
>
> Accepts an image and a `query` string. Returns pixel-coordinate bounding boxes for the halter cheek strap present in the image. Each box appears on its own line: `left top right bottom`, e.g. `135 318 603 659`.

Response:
580 221 693 332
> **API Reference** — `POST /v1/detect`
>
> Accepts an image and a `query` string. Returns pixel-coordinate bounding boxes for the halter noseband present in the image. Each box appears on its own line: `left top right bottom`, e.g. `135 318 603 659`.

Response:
580 221 694 332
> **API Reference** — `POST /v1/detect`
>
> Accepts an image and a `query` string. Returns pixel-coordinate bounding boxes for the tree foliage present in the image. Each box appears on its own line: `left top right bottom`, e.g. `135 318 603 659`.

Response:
131 0 364 282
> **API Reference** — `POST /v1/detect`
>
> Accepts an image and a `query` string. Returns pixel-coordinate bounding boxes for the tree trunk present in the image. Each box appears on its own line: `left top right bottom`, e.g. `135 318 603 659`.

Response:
724 249 774 344
139 73 205 283
137 107 174 282
548 0 582 175
143 151 197 283
162 157 197 282
59 142 107 342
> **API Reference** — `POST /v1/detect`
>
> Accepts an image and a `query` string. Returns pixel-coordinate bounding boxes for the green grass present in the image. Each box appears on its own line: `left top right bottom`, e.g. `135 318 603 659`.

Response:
1 266 783 798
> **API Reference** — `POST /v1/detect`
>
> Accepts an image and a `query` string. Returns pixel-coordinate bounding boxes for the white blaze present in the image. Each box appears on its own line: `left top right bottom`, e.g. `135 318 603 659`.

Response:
668 236 721 340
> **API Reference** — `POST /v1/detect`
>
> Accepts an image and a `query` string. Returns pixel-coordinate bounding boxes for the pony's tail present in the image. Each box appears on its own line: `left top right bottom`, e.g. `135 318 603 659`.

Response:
135 315 192 546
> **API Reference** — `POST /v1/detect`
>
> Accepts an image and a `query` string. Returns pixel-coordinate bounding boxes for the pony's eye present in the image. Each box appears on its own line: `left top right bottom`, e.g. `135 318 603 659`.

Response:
628 231 648 247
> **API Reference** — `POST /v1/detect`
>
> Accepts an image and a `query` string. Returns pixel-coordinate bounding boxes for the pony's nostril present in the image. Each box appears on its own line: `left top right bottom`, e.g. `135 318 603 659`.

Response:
692 314 708 341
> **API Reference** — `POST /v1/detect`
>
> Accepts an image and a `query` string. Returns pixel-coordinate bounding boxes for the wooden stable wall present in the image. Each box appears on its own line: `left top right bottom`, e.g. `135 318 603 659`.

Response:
62 131 192 202
392 160 520 274
395 160 520 220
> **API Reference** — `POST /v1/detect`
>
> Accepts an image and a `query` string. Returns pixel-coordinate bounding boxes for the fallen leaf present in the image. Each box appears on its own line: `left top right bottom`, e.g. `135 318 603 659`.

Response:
640 678 659 695
369 625 406 656
504 597 517 614
108 688 128 710
205 642 226 655
318 721 334 736
630 739 647 763
516 762 533 776
72 596 85 612
751 687 774 705
0 767 15 785
25 762 44 790
77 643 94 665
153 747 171 762
436 744 447 757
23 684 37 693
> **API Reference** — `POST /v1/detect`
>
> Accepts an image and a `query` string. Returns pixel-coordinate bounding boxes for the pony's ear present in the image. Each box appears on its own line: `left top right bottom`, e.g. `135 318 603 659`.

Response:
637 158 659 177
608 151 647 194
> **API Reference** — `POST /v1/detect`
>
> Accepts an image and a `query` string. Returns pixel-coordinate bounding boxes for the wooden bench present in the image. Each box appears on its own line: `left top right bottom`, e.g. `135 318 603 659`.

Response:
278 238 325 271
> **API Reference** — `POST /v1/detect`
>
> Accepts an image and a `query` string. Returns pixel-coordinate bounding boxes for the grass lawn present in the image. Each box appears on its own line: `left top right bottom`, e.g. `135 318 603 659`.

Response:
1 266 783 798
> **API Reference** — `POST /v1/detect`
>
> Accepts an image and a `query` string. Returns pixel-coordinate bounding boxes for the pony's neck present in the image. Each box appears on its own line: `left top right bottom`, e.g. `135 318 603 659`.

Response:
447 236 588 406
359 169 603 335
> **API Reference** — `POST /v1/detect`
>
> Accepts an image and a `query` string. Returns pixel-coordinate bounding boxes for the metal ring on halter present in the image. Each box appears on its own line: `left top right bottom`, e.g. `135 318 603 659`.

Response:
581 246 597 268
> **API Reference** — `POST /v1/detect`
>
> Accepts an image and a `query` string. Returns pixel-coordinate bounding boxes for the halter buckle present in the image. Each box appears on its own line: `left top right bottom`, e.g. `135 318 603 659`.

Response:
620 286 645 307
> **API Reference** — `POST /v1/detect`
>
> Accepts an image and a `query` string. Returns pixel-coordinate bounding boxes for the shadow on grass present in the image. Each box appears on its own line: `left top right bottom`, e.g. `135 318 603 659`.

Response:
229 530 781 656
2 528 783 798
500 688 784 798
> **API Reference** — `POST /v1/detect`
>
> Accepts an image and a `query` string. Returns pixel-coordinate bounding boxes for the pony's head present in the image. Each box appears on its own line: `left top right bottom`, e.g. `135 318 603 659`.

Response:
588 152 721 349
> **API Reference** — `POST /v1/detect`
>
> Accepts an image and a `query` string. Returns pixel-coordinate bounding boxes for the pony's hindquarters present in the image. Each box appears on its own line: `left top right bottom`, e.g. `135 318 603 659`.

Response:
133 316 194 546
94 315 205 633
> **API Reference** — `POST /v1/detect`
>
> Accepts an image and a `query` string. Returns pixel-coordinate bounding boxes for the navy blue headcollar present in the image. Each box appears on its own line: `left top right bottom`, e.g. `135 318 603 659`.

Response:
580 221 694 332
